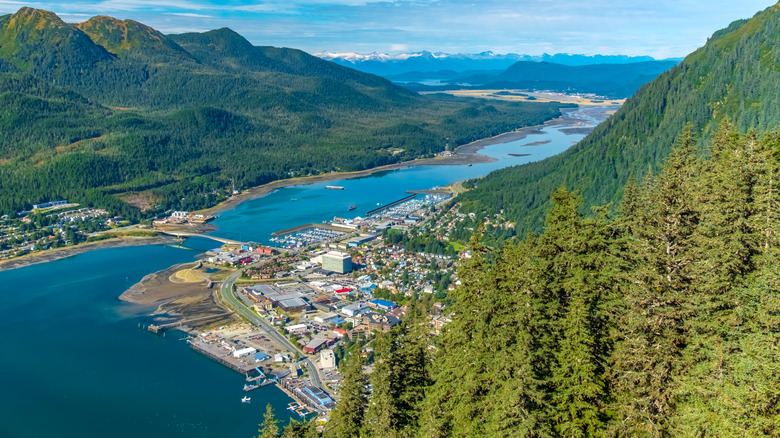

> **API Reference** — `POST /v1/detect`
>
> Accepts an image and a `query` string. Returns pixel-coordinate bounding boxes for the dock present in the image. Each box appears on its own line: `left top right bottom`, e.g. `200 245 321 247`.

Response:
366 194 417 217
271 222 356 237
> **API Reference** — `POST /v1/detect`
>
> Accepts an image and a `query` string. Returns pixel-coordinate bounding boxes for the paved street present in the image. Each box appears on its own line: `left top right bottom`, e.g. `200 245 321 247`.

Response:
219 270 323 388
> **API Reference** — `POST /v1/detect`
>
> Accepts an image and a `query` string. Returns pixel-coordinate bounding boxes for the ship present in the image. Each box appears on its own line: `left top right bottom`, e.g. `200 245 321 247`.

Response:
325 186 345 190
349 205 357 211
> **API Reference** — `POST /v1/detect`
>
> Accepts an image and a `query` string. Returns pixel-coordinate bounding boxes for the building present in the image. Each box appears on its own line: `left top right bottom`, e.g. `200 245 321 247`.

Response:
368 299 398 312
314 313 339 324
303 337 328 354
233 347 257 358
286 323 308 334
171 211 188 219
341 302 370 317
32 200 68 210
320 349 336 369
321 251 352 274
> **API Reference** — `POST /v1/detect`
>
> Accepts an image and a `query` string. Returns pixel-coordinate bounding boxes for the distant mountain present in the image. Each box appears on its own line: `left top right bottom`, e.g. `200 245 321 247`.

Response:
456 2 780 233
315 50 679 76
419 60 679 98
0 7 568 217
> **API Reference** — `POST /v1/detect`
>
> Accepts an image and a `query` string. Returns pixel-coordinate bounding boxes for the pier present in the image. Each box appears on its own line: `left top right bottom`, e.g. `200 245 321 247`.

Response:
147 313 231 334
366 194 417 217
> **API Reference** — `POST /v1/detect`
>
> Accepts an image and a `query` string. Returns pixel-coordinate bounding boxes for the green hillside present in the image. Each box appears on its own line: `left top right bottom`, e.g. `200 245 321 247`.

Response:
0 7 567 218
457 2 780 236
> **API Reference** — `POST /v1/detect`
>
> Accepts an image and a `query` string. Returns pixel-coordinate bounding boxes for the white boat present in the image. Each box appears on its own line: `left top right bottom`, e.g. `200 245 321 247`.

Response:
242 396 251 403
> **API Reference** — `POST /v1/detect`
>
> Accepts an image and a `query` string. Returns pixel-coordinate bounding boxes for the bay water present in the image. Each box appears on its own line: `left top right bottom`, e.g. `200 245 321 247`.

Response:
0 105 614 437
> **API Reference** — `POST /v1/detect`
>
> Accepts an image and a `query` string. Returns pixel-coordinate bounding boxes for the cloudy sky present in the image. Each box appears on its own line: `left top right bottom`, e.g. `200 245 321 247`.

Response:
0 0 775 57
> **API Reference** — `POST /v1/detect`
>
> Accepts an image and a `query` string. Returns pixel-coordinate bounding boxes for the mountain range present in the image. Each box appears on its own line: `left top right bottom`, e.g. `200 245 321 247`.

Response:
0 7 566 218
316 50 680 75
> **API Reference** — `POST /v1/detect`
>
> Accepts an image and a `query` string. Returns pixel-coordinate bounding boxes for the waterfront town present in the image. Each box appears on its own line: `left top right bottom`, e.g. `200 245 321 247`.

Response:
0 200 125 260
145 191 464 424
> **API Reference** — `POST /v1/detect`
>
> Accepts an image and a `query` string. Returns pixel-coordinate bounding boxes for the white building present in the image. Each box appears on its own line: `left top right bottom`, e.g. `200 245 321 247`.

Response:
233 347 257 358
320 349 336 369
341 302 370 317
172 211 188 219
286 323 308 334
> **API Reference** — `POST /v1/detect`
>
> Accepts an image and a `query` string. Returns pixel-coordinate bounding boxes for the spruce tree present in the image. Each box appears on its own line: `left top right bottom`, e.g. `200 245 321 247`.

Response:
259 403 280 438
327 354 368 438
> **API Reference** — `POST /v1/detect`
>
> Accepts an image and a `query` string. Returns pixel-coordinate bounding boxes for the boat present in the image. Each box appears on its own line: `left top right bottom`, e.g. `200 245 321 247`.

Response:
348 205 356 211
325 185 345 190
242 396 251 403
467 163 472 167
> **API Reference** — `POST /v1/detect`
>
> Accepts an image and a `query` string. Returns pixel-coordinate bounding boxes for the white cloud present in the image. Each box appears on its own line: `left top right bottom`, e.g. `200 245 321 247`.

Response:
390 43 407 51
169 12 212 18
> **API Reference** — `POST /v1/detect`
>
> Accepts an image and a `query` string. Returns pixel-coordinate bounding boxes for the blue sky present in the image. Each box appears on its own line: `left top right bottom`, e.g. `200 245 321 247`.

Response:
0 0 775 57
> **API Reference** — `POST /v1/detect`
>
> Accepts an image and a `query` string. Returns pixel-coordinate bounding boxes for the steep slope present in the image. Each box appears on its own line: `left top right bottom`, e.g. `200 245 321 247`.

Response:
77 16 193 63
0 8 567 216
0 7 115 73
457 2 780 234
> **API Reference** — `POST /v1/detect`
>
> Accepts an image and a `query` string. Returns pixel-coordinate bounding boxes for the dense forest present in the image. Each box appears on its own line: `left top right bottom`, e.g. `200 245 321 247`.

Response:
265 124 778 438
0 8 568 218
455 3 780 237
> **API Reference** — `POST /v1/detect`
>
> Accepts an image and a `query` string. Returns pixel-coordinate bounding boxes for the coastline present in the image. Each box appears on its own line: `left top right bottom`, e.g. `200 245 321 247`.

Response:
196 107 585 217
0 235 175 272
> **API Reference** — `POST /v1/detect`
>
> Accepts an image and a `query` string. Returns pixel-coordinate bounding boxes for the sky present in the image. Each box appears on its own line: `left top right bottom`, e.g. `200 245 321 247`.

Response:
0 0 776 57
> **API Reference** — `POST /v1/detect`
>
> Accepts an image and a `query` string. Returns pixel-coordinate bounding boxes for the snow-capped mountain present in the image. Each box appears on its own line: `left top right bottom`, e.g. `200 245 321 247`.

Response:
314 50 673 76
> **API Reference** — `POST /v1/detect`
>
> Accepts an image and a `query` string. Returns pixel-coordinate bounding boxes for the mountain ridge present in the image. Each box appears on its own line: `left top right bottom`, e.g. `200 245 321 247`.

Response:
0 7 568 218
454 1 780 236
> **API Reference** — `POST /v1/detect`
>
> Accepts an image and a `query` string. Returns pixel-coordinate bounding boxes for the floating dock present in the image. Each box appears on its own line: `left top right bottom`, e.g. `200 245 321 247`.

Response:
271 222 356 237
366 194 417 217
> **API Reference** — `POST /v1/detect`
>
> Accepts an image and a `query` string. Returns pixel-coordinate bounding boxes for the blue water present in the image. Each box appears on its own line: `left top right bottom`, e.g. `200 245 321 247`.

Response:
0 240 300 438
211 106 614 244
0 105 614 437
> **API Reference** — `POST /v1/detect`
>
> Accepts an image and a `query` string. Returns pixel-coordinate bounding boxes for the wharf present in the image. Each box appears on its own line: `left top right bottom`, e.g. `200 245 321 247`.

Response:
366 194 417 217
271 222 356 237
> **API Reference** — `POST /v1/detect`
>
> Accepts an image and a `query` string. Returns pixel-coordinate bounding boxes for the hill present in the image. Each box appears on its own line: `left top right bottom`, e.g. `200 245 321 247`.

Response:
456 2 780 236
0 7 567 218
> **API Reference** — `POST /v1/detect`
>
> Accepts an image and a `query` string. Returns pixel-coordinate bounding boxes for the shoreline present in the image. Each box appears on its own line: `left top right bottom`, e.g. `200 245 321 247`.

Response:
196 107 585 217
0 235 175 272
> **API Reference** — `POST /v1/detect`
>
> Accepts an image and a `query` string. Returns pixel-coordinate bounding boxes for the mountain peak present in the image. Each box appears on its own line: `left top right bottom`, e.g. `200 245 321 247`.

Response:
77 15 190 60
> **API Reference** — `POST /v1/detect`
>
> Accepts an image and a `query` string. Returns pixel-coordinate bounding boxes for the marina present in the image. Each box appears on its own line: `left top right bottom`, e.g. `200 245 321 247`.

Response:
271 227 349 248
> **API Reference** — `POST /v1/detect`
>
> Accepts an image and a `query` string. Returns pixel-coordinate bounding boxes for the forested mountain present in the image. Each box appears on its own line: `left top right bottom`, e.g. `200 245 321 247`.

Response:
456 2 780 236
0 7 566 218
321 126 780 437
401 60 679 98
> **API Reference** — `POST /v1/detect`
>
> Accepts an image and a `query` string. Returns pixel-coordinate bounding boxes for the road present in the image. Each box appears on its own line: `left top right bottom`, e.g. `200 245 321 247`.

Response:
219 270 323 388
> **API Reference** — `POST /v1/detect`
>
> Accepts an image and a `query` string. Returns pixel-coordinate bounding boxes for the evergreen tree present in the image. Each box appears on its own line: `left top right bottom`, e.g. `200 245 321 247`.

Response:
327 355 368 438
259 404 280 438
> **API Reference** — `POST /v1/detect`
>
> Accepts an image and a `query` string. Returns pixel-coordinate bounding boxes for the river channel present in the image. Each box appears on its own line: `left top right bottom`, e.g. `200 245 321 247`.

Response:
0 104 616 438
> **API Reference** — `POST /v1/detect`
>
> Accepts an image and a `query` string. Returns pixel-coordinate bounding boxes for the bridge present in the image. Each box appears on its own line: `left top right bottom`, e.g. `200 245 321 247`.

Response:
157 230 243 246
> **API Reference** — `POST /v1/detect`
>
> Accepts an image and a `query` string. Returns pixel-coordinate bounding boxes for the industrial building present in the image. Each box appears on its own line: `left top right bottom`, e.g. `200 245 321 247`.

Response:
321 251 352 273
